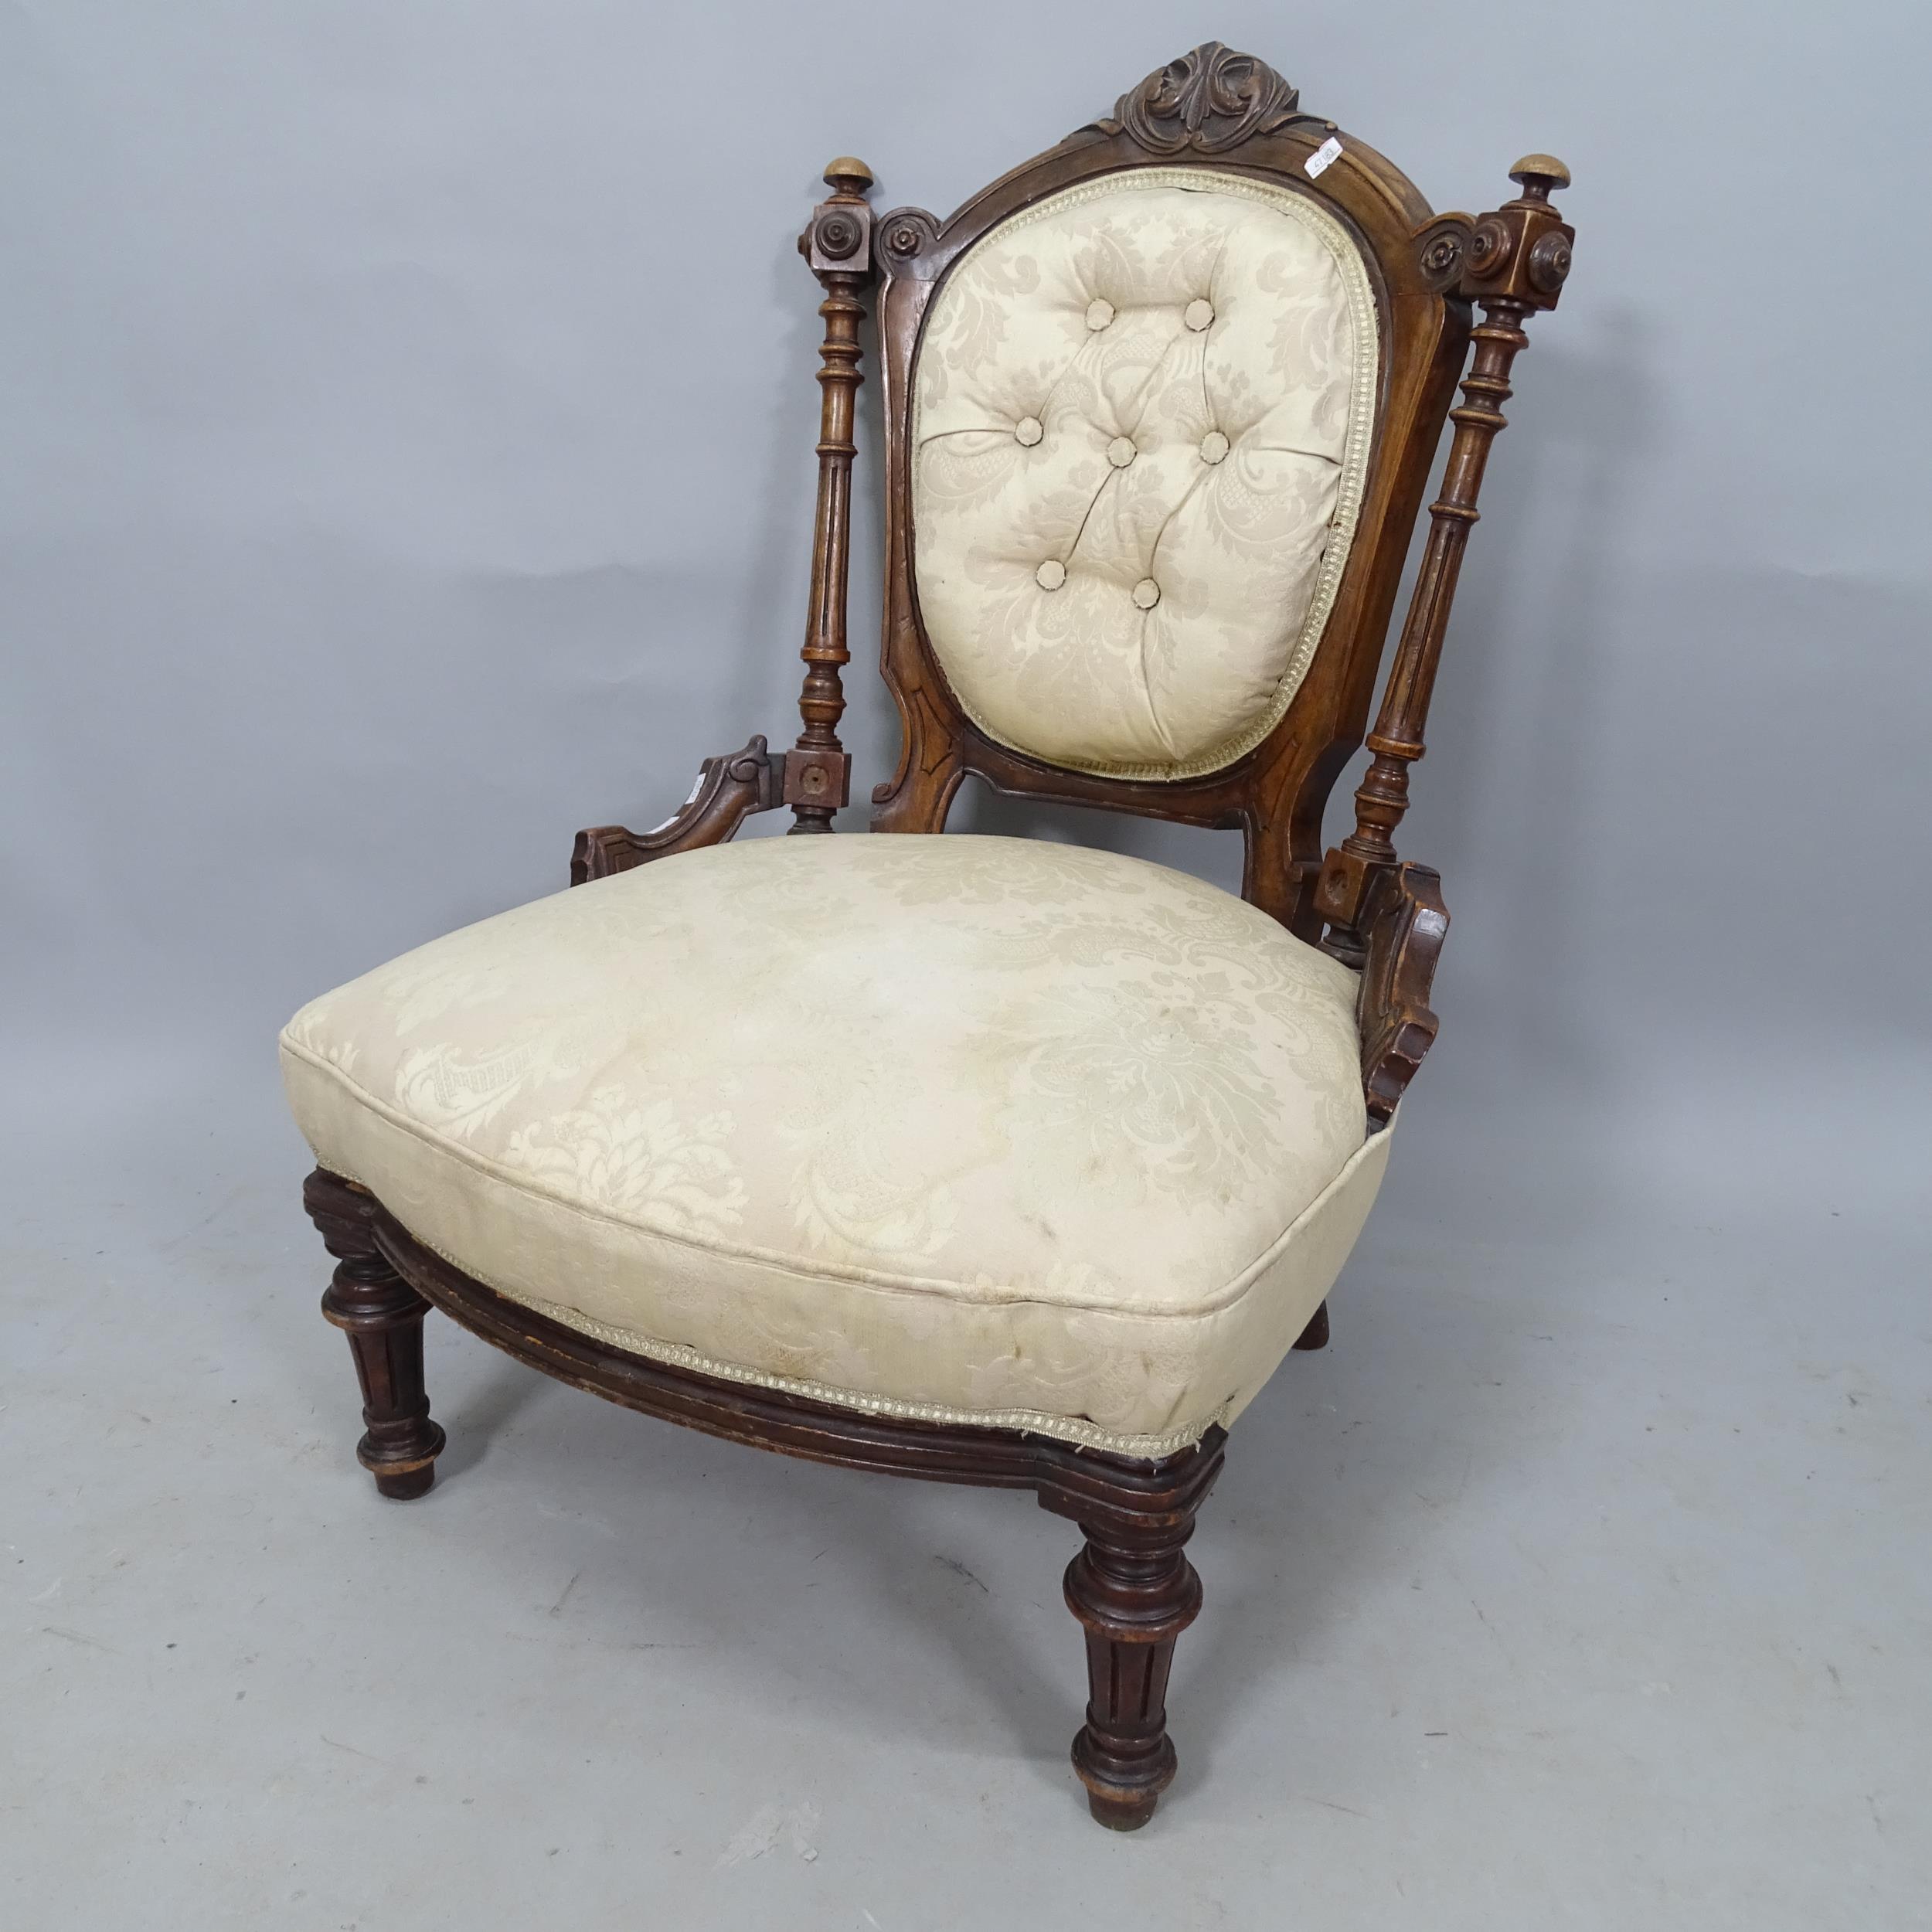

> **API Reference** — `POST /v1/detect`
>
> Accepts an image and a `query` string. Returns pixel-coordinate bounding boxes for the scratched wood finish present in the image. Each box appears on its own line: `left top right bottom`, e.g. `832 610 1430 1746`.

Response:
306 45 1574 1831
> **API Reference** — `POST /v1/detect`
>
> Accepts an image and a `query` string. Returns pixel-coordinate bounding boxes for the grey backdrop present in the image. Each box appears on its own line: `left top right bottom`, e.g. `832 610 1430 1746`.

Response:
4 3 1927 1926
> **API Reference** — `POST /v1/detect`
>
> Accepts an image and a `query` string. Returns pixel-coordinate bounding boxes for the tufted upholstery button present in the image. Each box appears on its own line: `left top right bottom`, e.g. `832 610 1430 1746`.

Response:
1131 578 1161 611
1107 436 1138 469
1199 430 1230 465
1084 298 1116 332
1035 559 1066 591
1184 298 1215 332
1015 416 1043 447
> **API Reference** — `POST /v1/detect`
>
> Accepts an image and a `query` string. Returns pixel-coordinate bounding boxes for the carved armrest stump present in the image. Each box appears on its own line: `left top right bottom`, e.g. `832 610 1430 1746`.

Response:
284 43 1574 1834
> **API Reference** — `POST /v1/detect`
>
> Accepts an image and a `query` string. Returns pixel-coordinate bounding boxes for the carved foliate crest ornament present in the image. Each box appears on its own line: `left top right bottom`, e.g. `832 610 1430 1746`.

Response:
1098 43 1315 155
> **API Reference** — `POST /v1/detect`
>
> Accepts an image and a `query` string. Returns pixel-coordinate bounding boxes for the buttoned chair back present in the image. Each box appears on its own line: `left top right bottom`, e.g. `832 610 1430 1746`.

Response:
840 46 1568 957
909 166 1376 785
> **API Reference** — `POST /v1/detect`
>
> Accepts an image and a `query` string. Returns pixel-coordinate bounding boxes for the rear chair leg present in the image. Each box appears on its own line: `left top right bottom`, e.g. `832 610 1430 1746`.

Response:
304 1169 445 1499
1063 1516 1205 1829
1293 1298 1331 1351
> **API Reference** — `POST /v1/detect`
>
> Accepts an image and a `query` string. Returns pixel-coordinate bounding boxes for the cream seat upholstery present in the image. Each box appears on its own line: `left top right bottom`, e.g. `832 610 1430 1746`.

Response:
281 835 1389 1455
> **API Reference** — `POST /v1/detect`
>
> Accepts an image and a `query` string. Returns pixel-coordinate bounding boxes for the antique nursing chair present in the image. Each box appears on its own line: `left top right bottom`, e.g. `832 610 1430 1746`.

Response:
282 43 1574 1830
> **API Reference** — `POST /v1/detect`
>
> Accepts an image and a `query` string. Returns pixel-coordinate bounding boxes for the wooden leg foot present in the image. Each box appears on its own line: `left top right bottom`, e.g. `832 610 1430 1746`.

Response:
372 1461 438 1502
1293 1298 1331 1351
305 1170 444 1500
1087 1786 1162 1831
1064 1519 1203 1829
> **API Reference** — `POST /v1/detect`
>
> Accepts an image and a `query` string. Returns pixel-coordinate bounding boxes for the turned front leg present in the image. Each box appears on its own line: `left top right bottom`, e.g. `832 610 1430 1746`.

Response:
305 1171 445 1500
1064 1519 1205 1829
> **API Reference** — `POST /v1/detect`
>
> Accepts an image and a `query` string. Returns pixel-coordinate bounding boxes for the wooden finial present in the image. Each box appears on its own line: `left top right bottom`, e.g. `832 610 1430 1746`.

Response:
803 162 875 274
823 156 875 194
1509 153 1571 199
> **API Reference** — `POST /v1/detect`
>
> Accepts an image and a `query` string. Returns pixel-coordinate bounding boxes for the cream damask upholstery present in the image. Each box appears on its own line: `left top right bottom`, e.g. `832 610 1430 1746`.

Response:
281 835 1389 1455
911 168 1377 781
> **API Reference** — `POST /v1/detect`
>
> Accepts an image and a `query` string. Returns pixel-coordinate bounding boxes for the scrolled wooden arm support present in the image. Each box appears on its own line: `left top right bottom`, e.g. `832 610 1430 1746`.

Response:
1317 156 1574 971
570 735 784 885
1355 862 1450 1124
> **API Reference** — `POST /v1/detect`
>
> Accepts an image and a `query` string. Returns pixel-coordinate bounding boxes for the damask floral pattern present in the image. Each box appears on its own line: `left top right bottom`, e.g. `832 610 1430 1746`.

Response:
281 834 1389 1452
502 1086 747 1239
910 168 1378 781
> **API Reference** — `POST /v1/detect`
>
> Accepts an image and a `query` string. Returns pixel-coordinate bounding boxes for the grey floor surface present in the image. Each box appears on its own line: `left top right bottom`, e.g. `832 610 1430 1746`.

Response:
5 1074 1927 1931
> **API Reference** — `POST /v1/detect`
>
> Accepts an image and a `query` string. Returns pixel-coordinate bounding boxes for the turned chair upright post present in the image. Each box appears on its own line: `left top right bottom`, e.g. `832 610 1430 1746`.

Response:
785 158 878 833
1317 156 1574 964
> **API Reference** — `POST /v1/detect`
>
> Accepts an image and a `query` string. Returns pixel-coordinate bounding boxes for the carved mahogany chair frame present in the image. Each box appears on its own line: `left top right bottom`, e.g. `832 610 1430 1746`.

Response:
304 44 1573 1830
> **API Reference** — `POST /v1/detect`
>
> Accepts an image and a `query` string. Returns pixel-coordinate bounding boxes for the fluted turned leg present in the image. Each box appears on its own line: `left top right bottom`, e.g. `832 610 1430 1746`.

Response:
1293 1298 1332 1351
304 1170 444 1500
1064 1519 1204 1829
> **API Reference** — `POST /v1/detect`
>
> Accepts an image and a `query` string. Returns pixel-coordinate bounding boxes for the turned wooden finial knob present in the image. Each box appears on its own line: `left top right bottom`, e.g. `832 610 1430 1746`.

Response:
823 156 875 196
1509 153 1571 199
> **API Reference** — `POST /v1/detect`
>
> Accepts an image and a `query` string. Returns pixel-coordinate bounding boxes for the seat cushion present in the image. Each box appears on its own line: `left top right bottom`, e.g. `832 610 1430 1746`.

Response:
281 834 1390 1455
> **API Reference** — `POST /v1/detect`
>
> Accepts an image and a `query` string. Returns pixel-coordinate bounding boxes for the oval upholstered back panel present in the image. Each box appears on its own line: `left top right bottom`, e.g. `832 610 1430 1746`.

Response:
910 168 1379 782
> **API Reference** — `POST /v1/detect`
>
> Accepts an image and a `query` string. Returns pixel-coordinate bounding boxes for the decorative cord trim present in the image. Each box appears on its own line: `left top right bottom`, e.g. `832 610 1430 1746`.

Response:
521 1292 1226 1458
